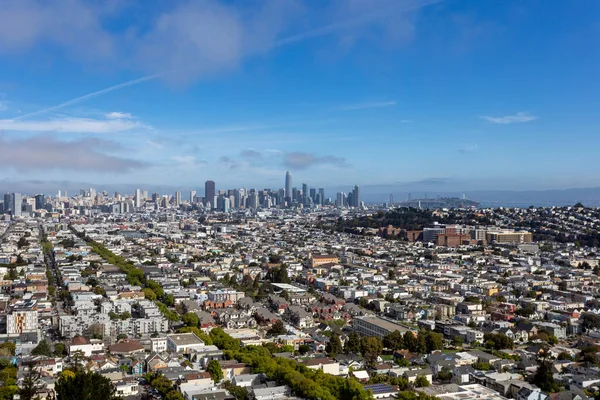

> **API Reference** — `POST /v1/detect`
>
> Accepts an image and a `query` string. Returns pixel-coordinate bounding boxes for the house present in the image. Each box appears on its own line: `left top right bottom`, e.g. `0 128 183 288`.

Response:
108 341 145 357
145 352 167 372
516 387 548 400
287 305 314 329
302 358 340 375
363 384 400 399
166 333 205 353
114 380 139 397
403 368 433 384
69 336 104 357
350 370 370 382
251 385 291 400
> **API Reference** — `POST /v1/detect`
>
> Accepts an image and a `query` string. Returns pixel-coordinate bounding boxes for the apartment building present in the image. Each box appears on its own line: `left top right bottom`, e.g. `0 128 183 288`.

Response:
7 300 38 334
353 316 413 339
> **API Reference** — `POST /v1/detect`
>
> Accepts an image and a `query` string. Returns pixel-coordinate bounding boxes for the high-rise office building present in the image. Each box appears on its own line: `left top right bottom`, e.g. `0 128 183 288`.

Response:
318 188 325 205
309 188 316 202
285 171 292 203
3 193 12 215
352 185 361 207
336 192 346 207
11 193 22 217
34 194 45 210
135 189 142 208
190 190 197 203
302 183 308 202
205 181 216 208
175 191 181 206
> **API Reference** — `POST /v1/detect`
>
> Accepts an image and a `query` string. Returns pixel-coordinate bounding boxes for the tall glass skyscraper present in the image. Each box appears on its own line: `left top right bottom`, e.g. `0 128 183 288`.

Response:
285 171 292 203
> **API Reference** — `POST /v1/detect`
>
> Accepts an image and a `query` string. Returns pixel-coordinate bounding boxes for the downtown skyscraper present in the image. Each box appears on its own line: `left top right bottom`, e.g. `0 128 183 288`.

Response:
285 171 292 204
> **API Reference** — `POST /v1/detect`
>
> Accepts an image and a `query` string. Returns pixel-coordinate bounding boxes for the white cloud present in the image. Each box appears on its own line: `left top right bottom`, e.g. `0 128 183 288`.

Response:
479 112 538 124
0 135 145 172
105 112 133 119
0 116 145 133
338 101 396 111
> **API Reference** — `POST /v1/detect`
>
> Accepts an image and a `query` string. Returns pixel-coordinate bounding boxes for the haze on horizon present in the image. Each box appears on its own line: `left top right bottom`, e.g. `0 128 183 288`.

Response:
0 0 598 192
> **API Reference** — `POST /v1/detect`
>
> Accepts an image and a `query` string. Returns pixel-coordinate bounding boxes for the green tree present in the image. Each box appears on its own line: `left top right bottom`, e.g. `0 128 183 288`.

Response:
0 342 16 356
360 336 383 367
222 380 249 400
452 336 464 348
326 334 343 358
267 320 286 337
298 344 311 355
344 332 361 354
54 343 67 357
31 340 53 357
403 331 418 352
207 360 224 383
383 330 404 350
557 351 574 361
182 312 200 327
531 356 560 393
55 370 122 400
17 366 41 400
142 288 157 301
415 375 430 388
116 334 128 341
423 331 444 353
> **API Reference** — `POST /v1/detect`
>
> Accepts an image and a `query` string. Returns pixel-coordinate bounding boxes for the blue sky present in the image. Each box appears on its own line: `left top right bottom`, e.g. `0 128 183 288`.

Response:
0 0 599 194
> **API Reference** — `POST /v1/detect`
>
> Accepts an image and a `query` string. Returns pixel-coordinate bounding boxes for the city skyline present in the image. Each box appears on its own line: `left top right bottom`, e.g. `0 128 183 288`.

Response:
0 1 599 191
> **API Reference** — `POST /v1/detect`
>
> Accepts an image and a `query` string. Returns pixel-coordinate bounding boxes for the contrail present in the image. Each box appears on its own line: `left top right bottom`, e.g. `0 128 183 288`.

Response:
13 73 164 120
15 0 442 120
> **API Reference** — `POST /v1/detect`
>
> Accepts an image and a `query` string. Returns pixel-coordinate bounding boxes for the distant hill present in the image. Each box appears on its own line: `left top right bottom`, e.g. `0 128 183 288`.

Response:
396 197 478 209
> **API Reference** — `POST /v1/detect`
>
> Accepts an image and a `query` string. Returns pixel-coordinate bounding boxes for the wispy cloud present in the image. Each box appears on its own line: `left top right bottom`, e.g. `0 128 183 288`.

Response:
2 0 440 115
338 101 396 111
0 135 145 172
105 111 133 119
283 152 346 169
0 116 146 134
479 112 538 124
12 74 161 120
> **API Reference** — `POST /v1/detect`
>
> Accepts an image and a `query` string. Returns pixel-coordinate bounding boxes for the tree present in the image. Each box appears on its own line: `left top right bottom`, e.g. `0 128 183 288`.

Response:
403 331 418 353
298 344 311 355
222 380 249 400
452 336 464 348
326 334 343 358
344 332 361 354
360 336 383 367
531 355 560 393
54 343 67 357
55 370 121 400
414 375 430 388
436 367 452 382
0 342 16 356
17 366 41 400
182 312 200 327
423 331 443 353
143 288 157 301
17 236 28 249
582 313 600 331
120 312 131 320
116 334 128 341
383 330 404 350
207 360 223 383
557 351 574 361
496 296 507 303
165 391 184 400
267 320 286 337
31 340 52 357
